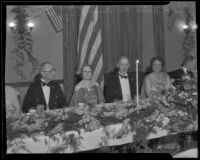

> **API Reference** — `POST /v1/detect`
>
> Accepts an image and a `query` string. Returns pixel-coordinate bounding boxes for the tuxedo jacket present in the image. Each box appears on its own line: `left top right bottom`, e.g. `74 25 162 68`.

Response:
168 68 195 80
104 72 144 103
22 79 67 113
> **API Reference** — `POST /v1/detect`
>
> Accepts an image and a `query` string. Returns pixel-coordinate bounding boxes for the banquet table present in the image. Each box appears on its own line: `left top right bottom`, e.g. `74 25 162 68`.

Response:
6 104 197 153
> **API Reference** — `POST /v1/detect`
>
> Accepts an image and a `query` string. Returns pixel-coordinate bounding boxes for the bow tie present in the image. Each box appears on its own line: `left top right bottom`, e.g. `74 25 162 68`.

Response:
119 74 128 79
41 81 53 87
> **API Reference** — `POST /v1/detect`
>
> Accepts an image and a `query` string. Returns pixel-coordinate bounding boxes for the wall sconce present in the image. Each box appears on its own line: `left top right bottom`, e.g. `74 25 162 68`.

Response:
9 21 34 39
177 21 197 33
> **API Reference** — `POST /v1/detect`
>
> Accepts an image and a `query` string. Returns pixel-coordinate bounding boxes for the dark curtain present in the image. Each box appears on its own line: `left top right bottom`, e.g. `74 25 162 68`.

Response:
62 6 79 104
99 5 143 72
152 5 166 70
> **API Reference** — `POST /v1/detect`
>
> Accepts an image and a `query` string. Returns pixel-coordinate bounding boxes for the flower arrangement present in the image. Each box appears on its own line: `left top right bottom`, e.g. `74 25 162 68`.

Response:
6 108 83 153
148 78 198 134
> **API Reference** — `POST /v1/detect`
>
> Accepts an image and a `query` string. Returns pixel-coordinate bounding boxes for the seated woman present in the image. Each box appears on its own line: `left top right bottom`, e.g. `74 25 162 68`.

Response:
5 85 21 116
140 57 172 98
168 55 197 87
70 65 105 106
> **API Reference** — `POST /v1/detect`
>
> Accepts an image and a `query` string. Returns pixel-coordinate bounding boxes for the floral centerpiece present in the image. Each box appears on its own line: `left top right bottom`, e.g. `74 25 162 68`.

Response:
148 77 198 134
6 107 83 153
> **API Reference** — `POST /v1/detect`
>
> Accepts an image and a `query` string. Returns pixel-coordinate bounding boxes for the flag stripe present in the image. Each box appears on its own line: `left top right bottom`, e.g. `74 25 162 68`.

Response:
88 30 101 64
77 6 90 56
49 8 62 30
92 54 103 81
79 5 90 35
90 43 102 71
78 6 96 46
82 20 100 67
77 5 104 88
77 6 98 73
47 9 60 30
45 6 63 33
51 7 63 29
51 8 62 30
77 6 96 56
46 9 60 32
97 68 104 84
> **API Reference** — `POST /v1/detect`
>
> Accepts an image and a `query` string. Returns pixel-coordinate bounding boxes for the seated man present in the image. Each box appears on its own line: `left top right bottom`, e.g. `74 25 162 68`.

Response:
168 56 196 86
22 62 67 113
104 56 144 103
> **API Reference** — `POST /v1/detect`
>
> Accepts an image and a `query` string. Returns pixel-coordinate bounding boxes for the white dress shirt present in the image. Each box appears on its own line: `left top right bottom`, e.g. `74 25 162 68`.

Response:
181 66 188 74
41 79 50 110
118 74 131 101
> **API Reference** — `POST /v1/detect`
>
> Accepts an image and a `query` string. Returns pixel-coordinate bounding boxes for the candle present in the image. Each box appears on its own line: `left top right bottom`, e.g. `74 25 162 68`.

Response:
136 59 139 107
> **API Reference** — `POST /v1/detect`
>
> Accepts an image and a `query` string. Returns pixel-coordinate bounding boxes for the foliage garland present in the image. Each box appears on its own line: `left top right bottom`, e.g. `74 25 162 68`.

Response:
10 6 39 80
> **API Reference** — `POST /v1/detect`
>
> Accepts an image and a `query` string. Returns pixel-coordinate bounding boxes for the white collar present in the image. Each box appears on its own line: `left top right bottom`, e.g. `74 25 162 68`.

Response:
118 72 128 77
41 78 46 82
181 66 188 74
41 78 51 83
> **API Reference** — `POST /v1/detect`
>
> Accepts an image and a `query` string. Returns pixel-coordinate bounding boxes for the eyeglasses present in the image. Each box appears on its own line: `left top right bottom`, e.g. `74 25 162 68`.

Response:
42 69 56 73
83 70 92 73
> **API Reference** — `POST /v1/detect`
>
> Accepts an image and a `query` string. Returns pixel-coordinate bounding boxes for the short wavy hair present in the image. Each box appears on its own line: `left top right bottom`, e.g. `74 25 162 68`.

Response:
146 56 165 73
182 55 195 66
80 64 93 78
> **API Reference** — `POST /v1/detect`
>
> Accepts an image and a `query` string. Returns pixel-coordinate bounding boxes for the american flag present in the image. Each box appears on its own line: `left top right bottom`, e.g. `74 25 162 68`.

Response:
77 5 104 88
45 6 63 33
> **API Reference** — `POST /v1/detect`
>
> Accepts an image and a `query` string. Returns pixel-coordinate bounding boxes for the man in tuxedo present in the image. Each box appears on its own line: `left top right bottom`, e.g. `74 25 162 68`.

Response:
22 62 67 113
168 56 196 85
104 56 144 103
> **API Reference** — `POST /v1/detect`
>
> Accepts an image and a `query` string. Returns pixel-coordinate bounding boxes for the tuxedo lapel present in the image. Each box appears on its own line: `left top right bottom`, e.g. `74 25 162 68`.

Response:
128 72 134 85
37 83 48 110
114 74 122 98
128 72 136 96
49 86 55 109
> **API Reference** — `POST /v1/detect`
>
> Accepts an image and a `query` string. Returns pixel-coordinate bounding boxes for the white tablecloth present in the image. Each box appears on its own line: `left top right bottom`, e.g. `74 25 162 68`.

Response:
7 122 173 153
173 148 198 158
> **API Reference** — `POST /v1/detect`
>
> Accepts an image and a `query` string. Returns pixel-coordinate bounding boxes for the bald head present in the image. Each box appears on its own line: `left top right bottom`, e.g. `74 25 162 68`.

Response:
118 56 129 64
117 56 130 75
